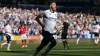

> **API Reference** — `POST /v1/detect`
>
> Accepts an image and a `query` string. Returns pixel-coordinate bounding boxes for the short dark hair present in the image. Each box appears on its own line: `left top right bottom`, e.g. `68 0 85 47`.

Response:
49 0 56 5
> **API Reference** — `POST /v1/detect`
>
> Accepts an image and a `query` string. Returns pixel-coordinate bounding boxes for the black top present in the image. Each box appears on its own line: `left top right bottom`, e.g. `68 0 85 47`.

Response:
62 22 69 31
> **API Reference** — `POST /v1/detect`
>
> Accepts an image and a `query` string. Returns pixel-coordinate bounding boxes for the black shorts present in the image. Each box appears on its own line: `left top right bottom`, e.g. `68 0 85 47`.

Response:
75 32 81 38
61 31 67 39
5 34 11 42
92 32 99 37
41 29 55 42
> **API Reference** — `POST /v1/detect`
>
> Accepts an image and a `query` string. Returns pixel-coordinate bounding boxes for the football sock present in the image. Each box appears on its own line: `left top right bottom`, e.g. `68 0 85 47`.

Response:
76 38 80 44
7 43 11 49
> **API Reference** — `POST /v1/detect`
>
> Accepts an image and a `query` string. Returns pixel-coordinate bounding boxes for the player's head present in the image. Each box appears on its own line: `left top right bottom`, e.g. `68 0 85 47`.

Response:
50 1 56 12
8 20 13 24
20 22 25 26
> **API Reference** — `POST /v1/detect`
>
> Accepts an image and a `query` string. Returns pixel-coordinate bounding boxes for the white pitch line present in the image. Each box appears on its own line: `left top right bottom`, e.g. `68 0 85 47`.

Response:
46 49 98 52
12 49 100 52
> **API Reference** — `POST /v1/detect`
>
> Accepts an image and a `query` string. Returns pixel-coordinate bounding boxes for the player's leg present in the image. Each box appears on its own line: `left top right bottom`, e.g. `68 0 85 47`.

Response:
76 34 81 44
32 38 50 56
1 42 7 48
93 32 97 44
25 33 28 47
65 39 69 49
23 33 27 48
22 40 25 48
76 38 80 44
96 37 99 44
96 34 100 44
95 33 99 46
7 40 11 51
94 37 98 45
62 39 66 49
61 31 67 49
96 33 100 45
24 39 27 47
94 33 97 45
1 34 7 48
62 39 69 49
21 34 25 48
64 32 69 49
43 35 57 55
6 35 11 51
1 35 10 48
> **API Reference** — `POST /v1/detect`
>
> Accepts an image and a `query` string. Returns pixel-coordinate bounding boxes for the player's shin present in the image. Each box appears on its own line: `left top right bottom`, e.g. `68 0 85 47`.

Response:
32 39 49 56
7 43 11 51
32 49 39 56
65 40 69 49
96 38 99 45
76 38 80 44
22 40 25 48
62 40 66 49
24 39 27 47
95 39 97 44
97 38 99 43
43 39 57 55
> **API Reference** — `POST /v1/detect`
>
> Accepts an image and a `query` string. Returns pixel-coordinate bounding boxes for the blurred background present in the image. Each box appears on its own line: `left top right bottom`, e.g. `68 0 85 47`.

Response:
0 0 100 38
0 0 100 15
0 0 100 56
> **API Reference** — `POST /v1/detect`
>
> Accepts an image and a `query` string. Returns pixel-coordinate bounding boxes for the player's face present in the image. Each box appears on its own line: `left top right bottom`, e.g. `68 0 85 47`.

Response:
50 2 56 11
9 20 13 24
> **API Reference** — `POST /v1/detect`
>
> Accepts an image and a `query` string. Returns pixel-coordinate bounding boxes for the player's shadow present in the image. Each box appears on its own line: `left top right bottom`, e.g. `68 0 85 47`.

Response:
48 54 86 56
0 50 29 53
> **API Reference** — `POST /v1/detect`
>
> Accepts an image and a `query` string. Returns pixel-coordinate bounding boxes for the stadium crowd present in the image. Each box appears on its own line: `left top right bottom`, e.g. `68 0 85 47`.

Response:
0 7 42 36
0 7 100 37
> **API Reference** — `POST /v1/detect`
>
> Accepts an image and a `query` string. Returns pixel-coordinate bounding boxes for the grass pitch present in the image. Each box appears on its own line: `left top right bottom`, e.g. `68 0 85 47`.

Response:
0 39 100 56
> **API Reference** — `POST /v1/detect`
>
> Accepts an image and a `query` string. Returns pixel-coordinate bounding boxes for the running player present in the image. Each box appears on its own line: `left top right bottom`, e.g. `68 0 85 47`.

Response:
19 22 28 48
32 1 59 56
61 18 69 49
1 20 13 51
92 22 100 46
76 24 83 44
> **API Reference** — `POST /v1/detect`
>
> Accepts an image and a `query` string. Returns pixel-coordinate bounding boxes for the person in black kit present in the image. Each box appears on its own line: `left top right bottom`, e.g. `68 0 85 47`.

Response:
61 18 69 49
32 1 59 56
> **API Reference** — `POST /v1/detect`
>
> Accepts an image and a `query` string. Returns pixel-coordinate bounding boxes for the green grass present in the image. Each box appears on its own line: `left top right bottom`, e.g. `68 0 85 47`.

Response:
0 39 100 56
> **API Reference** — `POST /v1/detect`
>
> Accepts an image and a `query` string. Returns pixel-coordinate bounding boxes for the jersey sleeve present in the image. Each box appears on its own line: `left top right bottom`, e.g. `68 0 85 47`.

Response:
26 26 28 31
4 25 8 32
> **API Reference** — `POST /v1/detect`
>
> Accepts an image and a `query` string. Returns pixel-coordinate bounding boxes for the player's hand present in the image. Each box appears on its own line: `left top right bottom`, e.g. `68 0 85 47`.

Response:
56 29 60 35
56 31 60 35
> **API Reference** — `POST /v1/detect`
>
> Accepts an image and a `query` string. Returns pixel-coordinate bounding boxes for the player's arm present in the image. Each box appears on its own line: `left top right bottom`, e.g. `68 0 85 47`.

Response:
55 24 60 34
99 26 100 33
25 26 28 32
36 14 45 28
18 26 21 33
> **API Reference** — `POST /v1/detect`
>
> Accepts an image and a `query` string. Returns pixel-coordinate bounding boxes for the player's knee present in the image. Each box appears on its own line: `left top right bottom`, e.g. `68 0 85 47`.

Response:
51 40 57 46
7 41 11 43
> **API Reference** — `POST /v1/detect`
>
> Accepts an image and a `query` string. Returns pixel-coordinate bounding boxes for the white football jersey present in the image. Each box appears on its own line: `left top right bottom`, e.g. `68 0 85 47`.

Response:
92 24 100 33
4 24 13 34
42 10 57 33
